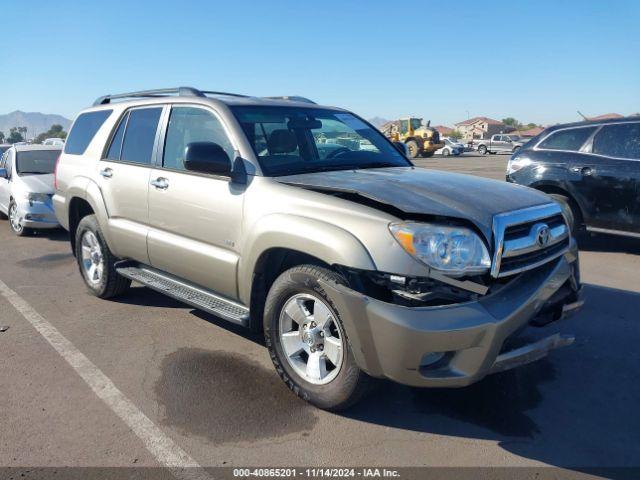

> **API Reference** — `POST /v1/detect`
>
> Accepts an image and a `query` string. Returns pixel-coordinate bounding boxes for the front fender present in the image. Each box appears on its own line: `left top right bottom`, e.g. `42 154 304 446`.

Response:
237 214 376 304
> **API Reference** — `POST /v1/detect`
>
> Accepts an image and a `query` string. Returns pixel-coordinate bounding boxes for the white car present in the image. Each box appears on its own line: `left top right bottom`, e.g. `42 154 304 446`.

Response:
0 145 61 236
43 138 65 147
435 138 464 156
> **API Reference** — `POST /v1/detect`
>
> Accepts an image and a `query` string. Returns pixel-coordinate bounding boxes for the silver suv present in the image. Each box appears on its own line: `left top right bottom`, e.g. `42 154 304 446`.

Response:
54 87 583 410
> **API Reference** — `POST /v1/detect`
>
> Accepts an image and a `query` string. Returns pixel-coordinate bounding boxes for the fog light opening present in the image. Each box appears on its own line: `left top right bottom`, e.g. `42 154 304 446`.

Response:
420 352 446 368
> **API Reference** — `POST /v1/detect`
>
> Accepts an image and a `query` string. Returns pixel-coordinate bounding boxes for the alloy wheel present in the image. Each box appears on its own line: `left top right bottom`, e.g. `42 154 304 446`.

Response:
80 231 105 286
278 293 345 385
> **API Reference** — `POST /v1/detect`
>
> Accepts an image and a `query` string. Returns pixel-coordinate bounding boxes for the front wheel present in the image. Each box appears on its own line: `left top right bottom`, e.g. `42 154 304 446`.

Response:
8 201 30 236
441 148 450 157
75 214 131 298
478 145 487 155
264 265 371 410
549 194 580 235
405 140 419 159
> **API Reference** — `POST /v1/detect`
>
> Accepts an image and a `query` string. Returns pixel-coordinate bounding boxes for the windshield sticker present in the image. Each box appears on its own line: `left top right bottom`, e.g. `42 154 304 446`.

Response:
335 113 369 131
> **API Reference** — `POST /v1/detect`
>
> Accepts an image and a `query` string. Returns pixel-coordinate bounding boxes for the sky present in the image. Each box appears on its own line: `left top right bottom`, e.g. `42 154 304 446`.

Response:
1 0 639 127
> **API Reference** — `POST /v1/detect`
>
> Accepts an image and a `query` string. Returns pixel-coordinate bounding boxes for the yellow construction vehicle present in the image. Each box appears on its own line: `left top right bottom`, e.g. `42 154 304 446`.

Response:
380 117 444 158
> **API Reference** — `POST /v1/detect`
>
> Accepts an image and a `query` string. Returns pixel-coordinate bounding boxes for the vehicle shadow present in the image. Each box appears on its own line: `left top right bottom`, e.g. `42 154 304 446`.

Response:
577 231 640 255
342 283 640 469
31 228 69 242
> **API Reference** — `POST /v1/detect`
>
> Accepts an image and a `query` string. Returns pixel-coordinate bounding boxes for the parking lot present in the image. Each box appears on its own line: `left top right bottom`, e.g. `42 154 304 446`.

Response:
1 153 639 475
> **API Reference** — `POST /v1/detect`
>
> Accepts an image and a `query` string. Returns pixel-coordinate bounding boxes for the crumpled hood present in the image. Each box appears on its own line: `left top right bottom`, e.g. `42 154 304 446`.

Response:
18 174 55 194
276 167 552 240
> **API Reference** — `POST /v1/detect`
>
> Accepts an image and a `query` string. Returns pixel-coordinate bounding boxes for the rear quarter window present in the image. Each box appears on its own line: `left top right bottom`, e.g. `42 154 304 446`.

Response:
64 110 113 155
537 126 597 151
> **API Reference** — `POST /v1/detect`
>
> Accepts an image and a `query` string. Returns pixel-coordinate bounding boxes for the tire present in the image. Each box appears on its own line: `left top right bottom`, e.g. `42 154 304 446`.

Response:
264 265 372 411
441 148 450 157
478 145 487 155
8 201 31 236
405 140 419 159
74 214 131 299
512 146 521 153
549 194 580 235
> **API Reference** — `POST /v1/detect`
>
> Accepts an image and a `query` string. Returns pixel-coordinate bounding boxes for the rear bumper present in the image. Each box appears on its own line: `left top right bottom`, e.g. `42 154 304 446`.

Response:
323 241 582 388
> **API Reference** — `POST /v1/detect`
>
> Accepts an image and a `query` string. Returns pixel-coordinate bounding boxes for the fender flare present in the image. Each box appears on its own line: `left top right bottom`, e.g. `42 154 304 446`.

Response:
237 214 376 304
68 178 116 251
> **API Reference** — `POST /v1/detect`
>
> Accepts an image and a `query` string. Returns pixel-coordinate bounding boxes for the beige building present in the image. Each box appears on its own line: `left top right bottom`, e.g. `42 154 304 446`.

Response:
454 116 506 141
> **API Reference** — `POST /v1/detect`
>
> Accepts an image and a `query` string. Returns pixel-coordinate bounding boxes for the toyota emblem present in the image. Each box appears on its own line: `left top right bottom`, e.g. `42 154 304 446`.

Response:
534 224 551 247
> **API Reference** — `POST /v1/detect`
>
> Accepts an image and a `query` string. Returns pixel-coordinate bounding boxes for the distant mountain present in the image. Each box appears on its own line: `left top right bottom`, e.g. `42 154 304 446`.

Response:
367 116 390 128
0 111 72 139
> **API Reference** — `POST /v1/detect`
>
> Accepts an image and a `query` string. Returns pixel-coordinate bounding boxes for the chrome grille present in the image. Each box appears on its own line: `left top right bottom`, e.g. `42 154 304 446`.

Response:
491 204 570 278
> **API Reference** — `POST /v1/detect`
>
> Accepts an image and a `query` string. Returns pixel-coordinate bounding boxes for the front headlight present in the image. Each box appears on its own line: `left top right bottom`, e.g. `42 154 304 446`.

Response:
507 157 531 175
389 222 491 277
27 193 50 204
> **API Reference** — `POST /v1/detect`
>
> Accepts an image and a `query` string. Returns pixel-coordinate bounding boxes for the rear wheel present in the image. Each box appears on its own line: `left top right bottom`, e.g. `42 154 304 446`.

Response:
405 140 419 159
478 145 487 155
75 214 131 298
264 265 371 410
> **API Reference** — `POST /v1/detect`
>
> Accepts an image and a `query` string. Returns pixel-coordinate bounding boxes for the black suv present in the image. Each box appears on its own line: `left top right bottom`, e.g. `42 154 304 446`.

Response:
507 117 640 237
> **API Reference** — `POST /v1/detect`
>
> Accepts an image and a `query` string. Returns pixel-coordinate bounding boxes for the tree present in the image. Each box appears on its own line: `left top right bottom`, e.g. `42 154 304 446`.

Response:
7 127 24 144
502 117 521 128
34 124 68 144
448 129 463 140
0 131 5 144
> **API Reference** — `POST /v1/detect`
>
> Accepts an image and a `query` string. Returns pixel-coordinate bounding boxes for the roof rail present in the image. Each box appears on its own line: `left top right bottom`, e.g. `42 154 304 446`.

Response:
92 87 249 106
263 96 316 104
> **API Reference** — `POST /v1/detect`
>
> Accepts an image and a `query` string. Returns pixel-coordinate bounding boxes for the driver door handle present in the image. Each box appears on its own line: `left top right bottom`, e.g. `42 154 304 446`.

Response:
99 168 113 178
150 177 169 190
571 166 593 176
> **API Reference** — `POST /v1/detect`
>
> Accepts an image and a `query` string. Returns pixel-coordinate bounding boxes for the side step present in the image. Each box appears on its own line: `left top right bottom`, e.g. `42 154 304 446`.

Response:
115 263 250 327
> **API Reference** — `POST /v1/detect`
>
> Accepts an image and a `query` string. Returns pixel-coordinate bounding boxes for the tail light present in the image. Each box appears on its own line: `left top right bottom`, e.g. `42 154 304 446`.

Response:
54 155 60 190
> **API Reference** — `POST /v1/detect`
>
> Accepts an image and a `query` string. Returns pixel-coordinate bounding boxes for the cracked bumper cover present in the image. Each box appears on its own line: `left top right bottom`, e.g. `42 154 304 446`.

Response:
322 240 582 388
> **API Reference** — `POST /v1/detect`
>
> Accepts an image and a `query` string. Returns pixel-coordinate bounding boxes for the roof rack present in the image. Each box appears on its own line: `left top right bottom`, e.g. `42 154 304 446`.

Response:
92 87 249 106
263 96 316 104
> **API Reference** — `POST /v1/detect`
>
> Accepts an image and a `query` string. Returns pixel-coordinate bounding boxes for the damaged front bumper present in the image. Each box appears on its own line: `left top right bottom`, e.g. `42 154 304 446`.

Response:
322 242 582 388
14 197 59 229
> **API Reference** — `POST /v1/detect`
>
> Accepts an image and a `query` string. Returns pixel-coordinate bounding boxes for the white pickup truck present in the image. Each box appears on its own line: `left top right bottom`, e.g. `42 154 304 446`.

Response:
473 134 526 154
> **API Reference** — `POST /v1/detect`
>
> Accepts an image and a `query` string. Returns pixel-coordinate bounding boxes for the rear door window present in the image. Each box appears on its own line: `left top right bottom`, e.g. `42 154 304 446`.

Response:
64 110 113 155
537 127 597 151
120 108 163 165
592 122 640 160
106 112 129 160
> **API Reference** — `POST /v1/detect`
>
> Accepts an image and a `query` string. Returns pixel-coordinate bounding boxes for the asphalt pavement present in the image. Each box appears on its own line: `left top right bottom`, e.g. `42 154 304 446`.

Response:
0 153 638 477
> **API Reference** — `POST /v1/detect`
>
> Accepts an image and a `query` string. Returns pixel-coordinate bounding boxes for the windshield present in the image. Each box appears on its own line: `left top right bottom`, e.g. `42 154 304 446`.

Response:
16 150 60 175
232 106 411 176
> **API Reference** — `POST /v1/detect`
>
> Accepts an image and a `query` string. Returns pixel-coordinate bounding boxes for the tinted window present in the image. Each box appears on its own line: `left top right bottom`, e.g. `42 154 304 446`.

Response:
16 150 61 174
163 107 234 170
538 127 597 151
121 108 162 165
106 112 129 160
64 110 112 155
592 123 640 159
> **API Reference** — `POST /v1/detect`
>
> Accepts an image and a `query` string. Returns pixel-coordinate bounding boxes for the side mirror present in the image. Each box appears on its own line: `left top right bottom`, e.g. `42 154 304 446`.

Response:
184 142 231 176
393 142 408 157
0 168 7 179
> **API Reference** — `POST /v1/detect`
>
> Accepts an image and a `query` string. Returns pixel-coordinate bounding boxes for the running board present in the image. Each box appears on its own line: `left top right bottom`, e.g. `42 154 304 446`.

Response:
115 263 250 327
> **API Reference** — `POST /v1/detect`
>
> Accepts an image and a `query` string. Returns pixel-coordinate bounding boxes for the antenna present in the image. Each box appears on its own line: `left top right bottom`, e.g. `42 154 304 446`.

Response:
577 110 588 121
